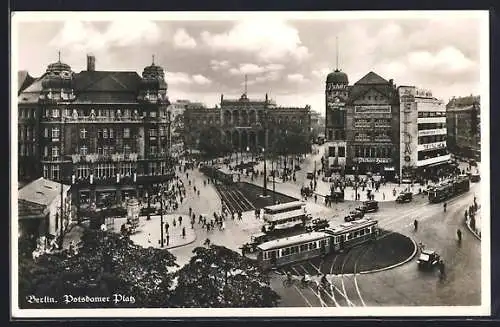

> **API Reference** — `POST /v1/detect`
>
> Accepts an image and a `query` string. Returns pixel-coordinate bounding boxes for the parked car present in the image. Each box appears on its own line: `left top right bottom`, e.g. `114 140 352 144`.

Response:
358 200 379 213
305 218 330 232
396 191 413 203
417 250 441 270
344 214 363 222
471 173 480 182
241 232 270 253
306 172 315 180
350 209 365 219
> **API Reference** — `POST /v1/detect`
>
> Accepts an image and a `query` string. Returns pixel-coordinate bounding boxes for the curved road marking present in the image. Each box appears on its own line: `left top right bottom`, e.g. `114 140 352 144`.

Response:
290 265 326 307
353 245 372 307
339 251 355 307
305 261 339 307
294 264 329 307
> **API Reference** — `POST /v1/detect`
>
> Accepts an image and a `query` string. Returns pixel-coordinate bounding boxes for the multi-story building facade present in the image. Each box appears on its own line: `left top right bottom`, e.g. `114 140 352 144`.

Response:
168 99 206 156
446 95 481 161
18 55 174 208
345 72 400 178
324 69 349 171
183 92 312 158
398 86 450 181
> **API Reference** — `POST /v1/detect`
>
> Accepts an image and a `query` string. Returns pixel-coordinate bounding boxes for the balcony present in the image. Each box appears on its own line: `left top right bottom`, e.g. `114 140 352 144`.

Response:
63 116 144 124
70 153 141 164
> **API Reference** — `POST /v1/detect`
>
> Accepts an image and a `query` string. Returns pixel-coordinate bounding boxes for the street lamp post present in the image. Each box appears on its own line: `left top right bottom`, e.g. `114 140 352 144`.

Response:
271 158 276 203
262 147 267 197
159 191 164 248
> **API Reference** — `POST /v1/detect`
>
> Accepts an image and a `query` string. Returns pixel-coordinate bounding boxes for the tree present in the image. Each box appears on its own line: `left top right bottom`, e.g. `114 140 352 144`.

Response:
18 229 178 308
172 244 280 307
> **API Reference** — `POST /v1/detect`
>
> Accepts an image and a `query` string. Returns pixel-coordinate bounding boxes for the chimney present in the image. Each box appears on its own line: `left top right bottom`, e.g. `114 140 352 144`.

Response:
87 54 96 71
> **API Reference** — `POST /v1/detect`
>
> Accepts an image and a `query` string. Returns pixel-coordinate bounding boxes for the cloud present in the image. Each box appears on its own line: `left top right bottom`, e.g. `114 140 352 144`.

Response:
229 63 285 75
166 72 193 85
407 46 475 75
167 72 212 85
173 28 197 49
200 19 310 62
192 74 212 85
287 73 309 83
49 20 161 53
312 67 332 79
210 59 230 71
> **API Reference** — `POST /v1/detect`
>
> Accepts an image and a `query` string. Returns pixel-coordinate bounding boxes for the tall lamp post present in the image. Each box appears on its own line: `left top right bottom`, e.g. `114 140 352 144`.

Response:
159 190 164 248
262 147 267 197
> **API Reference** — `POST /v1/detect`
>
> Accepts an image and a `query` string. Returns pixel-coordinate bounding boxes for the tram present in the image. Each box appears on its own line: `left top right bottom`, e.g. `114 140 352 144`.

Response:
323 218 379 252
256 218 379 269
428 175 470 203
256 231 331 269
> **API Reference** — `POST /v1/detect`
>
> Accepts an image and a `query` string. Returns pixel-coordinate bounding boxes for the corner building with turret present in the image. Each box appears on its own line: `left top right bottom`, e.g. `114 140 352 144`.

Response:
18 55 174 208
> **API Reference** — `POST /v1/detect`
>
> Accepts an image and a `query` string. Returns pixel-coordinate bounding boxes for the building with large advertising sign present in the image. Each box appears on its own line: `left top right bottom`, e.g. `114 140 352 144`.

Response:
345 71 400 178
398 86 450 181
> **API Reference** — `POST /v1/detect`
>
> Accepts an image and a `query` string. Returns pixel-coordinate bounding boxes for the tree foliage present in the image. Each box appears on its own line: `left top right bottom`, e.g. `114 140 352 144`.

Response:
172 244 280 307
19 229 178 308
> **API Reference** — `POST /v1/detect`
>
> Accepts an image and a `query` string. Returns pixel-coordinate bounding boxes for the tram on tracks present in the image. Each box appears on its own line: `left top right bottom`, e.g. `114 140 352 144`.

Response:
428 175 470 203
262 201 311 233
256 218 379 269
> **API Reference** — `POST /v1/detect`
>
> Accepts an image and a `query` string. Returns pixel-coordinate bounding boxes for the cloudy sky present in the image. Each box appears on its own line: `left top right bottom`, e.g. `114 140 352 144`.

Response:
14 12 487 114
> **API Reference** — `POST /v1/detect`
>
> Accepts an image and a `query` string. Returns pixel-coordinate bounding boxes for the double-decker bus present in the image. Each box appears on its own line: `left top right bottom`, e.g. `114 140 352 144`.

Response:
255 218 379 269
428 175 470 203
262 201 310 233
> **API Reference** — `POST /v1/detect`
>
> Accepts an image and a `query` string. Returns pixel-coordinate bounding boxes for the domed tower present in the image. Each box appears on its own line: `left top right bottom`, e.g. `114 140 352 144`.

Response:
138 55 169 104
40 51 75 102
325 37 349 142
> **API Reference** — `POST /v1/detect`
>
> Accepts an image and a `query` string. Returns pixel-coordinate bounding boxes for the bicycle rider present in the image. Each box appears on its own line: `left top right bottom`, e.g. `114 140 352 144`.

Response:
321 274 328 286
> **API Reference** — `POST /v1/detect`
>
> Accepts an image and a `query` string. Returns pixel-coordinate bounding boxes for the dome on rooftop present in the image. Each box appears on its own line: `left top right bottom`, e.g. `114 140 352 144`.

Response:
326 69 348 84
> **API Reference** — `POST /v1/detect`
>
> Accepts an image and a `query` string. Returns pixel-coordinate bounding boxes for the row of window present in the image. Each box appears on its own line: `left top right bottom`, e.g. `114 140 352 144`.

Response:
328 146 346 157
18 126 34 141
74 161 171 179
42 127 168 140
418 111 446 118
262 239 329 260
19 108 36 119
418 123 446 130
418 135 447 144
44 108 168 119
354 146 393 158
18 144 36 157
417 149 449 161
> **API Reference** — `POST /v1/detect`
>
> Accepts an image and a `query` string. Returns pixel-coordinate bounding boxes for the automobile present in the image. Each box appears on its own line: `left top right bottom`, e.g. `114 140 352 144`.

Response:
241 232 270 253
471 173 480 182
344 214 362 222
223 158 230 164
358 200 379 213
350 209 365 219
306 172 315 180
305 218 330 232
417 250 441 270
396 191 413 203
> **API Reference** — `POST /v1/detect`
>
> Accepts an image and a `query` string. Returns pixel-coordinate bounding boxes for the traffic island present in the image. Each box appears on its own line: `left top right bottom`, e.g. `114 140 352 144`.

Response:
235 182 299 209
280 230 416 275
115 214 196 250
